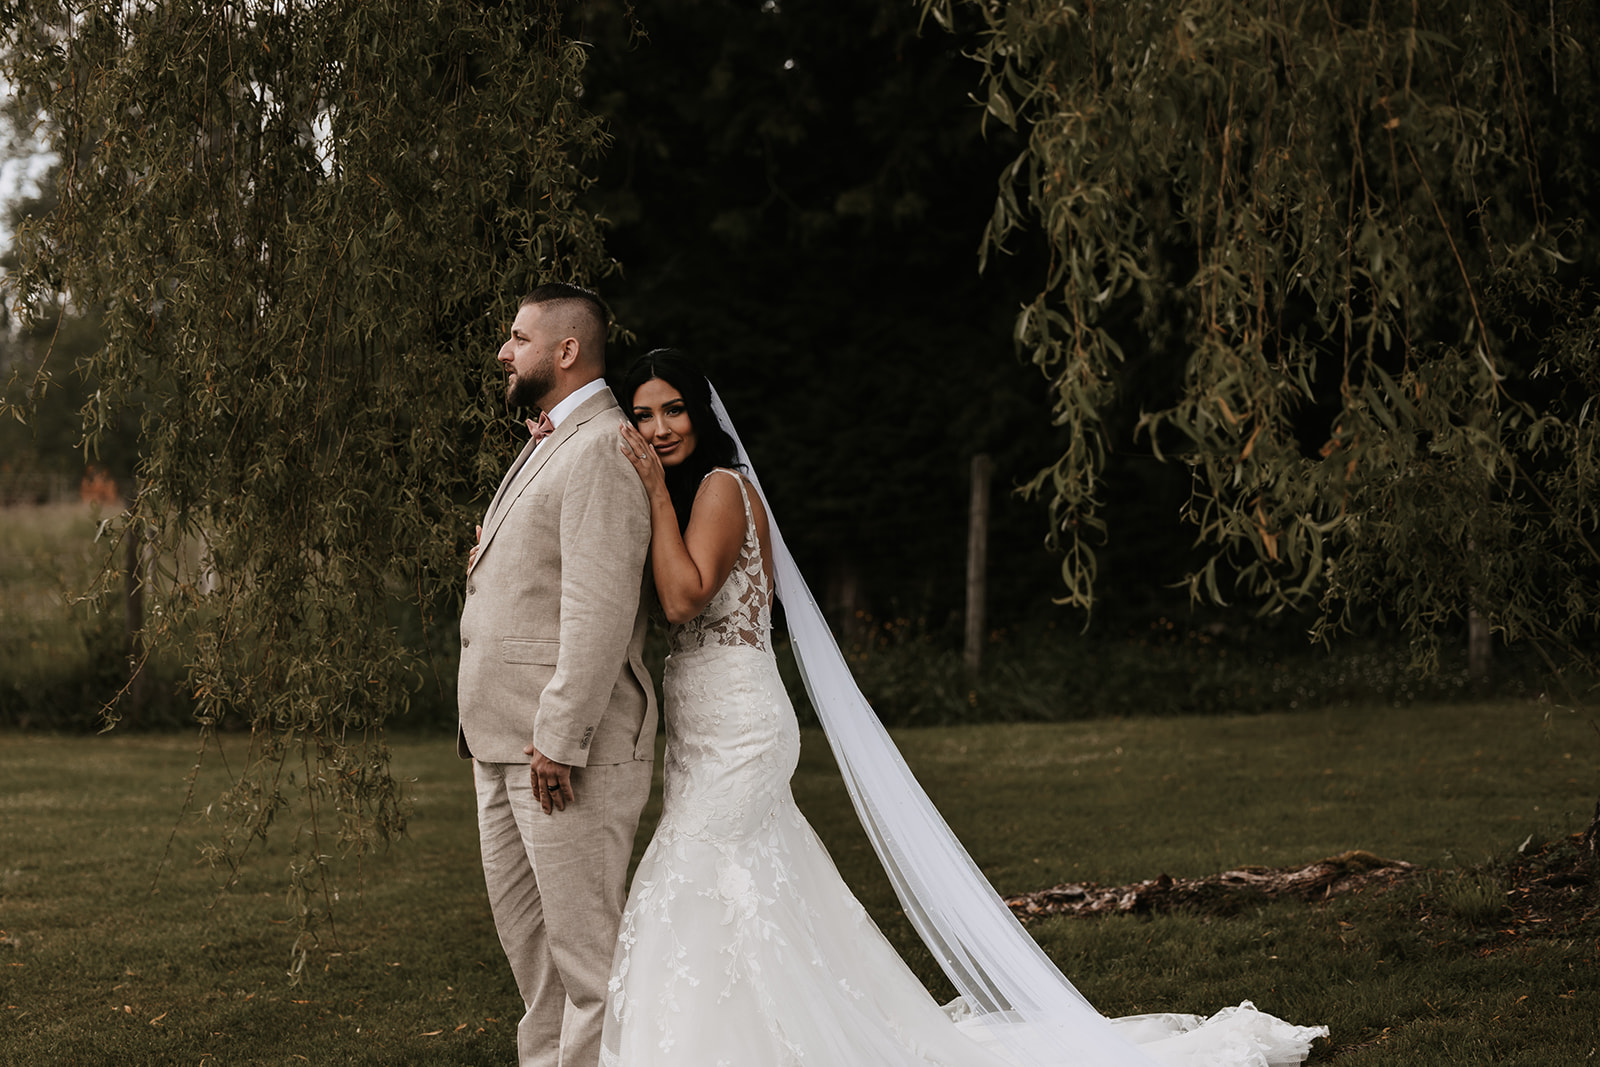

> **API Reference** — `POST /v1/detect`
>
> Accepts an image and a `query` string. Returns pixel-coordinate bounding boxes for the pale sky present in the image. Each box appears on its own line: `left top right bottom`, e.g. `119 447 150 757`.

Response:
0 86 56 251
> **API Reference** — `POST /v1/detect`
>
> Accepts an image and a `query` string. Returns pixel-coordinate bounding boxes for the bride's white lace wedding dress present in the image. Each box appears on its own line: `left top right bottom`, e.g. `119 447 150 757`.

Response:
600 470 1326 1067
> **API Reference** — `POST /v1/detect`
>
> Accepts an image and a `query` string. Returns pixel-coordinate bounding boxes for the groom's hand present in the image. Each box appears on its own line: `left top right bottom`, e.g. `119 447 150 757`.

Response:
525 743 575 814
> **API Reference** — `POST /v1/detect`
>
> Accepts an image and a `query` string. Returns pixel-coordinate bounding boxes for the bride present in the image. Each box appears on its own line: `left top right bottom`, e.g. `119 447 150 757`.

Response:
604 349 1326 1067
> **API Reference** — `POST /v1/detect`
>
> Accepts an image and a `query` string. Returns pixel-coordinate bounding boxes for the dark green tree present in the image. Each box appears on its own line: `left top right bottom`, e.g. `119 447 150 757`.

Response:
572 0 1094 634
0 0 614 963
0 164 136 502
928 0 1600 684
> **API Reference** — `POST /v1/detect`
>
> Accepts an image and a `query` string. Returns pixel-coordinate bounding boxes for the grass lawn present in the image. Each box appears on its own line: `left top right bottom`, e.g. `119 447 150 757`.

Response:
1 700 1595 1065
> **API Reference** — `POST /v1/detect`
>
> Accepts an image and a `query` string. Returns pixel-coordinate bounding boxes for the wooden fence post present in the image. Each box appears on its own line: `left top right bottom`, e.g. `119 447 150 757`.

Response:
964 454 992 675
1467 606 1491 685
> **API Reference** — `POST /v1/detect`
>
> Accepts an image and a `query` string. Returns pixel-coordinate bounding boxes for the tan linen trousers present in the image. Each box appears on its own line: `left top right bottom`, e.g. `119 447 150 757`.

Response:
474 758 653 1067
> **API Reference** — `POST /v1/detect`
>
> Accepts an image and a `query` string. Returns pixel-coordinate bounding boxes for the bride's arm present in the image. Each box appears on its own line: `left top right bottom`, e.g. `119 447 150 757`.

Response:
618 422 745 624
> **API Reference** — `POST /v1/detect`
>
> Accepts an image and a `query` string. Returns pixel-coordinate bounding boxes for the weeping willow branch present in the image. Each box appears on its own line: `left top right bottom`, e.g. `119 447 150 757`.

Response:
0 0 617 964
928 0 1600 683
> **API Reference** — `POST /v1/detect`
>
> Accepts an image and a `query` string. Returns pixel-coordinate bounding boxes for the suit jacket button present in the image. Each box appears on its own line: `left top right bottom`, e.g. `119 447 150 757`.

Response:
462 637 470 648
467 584 476 595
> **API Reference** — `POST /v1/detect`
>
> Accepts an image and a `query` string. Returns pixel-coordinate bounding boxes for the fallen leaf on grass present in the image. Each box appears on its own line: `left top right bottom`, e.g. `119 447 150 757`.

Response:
421 1030 444 1037
454 1023 469 1032
149 1011 167 1026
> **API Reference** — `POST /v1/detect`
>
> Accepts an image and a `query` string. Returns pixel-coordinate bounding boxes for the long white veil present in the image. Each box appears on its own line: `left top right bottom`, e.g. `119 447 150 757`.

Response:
707 387 1173 1067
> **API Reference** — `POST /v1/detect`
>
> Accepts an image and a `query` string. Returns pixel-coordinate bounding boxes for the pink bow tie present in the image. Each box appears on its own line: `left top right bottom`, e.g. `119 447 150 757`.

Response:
525 411 555 444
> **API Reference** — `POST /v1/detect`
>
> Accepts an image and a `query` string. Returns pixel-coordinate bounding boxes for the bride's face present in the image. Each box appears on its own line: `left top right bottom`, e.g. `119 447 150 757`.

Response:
632 377 699 468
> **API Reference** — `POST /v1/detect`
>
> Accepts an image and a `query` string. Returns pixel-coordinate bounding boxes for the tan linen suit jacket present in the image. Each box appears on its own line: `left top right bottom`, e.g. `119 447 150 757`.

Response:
457 388 657 767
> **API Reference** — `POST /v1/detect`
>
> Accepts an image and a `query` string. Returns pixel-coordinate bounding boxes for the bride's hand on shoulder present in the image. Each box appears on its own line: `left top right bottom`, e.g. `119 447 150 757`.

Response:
619 421 667 497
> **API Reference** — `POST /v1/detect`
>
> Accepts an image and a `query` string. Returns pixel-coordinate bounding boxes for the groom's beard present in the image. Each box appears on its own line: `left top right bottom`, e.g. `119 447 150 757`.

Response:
506 358 555 412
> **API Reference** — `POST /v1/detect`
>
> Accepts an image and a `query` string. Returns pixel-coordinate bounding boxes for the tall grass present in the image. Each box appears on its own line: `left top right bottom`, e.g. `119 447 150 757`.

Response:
2 502 204 729
800 613 1555 727
3 503 1572 735
0 502 152 728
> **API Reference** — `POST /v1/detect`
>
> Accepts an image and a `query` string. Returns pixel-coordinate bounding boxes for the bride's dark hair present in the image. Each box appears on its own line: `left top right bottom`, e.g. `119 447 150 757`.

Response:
616 349 742 531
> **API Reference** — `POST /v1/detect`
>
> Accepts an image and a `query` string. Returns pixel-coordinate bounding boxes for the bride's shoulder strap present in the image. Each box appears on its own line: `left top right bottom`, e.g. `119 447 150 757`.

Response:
700 467 750 497
698 467 754 521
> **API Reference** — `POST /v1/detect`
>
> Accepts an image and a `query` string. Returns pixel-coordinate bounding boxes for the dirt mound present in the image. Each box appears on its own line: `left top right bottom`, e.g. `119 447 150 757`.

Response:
1459 827 1599 943
1004 850 1418 922
1006 817 1599 933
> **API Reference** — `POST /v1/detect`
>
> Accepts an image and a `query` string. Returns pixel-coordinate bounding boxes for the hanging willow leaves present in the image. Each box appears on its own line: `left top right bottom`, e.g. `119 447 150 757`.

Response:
0 0 615 965
926 0 1600 683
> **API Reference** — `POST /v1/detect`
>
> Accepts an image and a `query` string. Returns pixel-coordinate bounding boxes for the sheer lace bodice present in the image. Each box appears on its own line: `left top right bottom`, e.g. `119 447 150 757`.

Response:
666 468 771 656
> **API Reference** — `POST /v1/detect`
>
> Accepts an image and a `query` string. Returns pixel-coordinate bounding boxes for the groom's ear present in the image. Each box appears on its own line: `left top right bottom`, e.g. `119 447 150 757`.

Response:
557 335 587 371
560 340 601 377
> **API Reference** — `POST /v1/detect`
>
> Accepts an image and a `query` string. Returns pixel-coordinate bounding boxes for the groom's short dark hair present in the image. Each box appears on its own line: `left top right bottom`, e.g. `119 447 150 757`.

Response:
521 283 610 360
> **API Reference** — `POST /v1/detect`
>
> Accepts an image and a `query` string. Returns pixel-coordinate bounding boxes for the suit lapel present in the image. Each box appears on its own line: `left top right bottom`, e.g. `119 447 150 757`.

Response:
471 389 621 574
479 436 539 532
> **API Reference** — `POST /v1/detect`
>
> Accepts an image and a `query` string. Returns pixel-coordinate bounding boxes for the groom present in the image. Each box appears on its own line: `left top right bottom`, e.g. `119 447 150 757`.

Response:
457 283 656 1067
